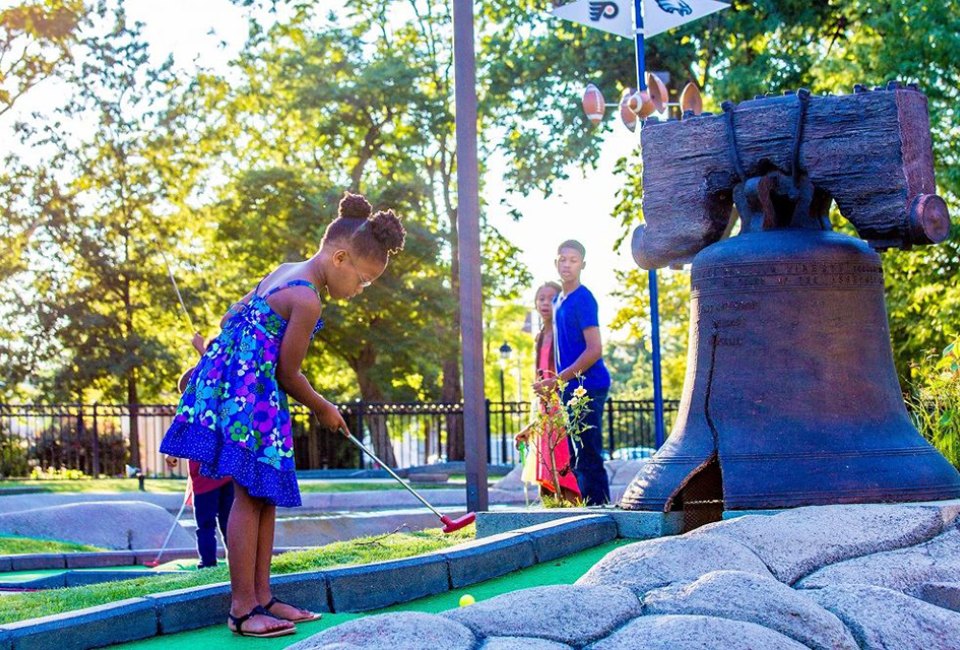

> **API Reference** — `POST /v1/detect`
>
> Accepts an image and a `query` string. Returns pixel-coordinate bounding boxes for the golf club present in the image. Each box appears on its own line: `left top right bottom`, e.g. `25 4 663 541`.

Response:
335 426 475 533
144 481 193 568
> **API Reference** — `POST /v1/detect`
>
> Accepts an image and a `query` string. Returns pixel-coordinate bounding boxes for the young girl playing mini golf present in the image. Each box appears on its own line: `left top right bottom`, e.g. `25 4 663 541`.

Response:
160 192 405 638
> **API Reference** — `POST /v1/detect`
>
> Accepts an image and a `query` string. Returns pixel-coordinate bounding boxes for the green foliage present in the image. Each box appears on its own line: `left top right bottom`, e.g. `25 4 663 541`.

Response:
602 0 960 395
908 337 960 468
608 267 690 399
0 422 29 478
0 525 474 624
483 300 535 402
1 5 208 404
541 493 587 508
0 0 83 116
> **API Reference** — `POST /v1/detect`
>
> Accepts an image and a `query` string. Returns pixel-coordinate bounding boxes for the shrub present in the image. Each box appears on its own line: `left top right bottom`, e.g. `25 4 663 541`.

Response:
908 337 960 468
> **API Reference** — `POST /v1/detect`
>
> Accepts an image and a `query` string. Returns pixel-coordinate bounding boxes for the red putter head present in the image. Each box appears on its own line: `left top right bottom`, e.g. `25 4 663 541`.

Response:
440 512 476 534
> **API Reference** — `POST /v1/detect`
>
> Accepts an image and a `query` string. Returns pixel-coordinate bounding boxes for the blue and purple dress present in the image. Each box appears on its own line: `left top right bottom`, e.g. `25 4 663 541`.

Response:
160 280 323 507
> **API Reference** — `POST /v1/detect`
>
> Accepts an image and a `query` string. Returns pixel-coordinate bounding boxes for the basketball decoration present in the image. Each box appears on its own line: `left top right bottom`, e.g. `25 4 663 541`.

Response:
619 87 637 132
680 81 703 115
646 72 669 113
582 83 606 126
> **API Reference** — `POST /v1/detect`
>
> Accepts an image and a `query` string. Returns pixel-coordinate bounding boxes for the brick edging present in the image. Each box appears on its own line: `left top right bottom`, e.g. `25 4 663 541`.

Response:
0 515 617 650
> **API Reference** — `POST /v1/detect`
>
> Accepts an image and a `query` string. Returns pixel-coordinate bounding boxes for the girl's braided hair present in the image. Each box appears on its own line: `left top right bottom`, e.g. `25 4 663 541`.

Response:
322 192 406 263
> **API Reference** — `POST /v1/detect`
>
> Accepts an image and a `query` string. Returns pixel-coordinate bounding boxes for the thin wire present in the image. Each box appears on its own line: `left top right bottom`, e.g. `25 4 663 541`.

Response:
157 247 197 334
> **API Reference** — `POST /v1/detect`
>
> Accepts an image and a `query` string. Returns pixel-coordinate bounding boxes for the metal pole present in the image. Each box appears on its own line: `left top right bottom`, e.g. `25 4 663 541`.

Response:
649 269 666 447
453 0 488 512
499 367 507 464
632 0 666 447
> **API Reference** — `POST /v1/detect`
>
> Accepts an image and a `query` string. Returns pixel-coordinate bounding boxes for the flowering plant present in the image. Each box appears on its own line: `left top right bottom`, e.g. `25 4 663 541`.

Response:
522 374 592 505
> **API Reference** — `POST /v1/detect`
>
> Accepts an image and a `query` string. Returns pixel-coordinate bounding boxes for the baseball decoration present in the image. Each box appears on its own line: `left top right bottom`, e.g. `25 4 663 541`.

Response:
582 83 606 125
620 87 638 131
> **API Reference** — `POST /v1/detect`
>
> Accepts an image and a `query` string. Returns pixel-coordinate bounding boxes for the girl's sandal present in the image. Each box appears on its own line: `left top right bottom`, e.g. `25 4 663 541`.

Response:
228 605 297 638
264 596 323 623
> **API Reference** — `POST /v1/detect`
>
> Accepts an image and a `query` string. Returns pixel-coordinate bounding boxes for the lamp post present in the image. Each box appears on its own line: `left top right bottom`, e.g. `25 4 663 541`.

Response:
498 341 512 464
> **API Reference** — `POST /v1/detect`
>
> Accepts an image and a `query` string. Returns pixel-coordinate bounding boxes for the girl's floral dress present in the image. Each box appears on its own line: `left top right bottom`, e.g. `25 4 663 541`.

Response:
160 280 323 507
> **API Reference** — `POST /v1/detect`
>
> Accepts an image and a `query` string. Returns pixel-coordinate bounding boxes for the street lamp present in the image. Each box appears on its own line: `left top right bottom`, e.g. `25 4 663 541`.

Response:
498 341 512 464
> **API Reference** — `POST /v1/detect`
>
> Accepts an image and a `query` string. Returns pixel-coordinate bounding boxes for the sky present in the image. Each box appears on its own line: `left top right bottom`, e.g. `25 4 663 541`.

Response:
3 0 651 341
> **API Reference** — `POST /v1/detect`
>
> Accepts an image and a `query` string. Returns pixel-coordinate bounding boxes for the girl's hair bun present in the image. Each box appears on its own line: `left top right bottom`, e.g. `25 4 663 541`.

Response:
339 192 372 220
368 209 406 256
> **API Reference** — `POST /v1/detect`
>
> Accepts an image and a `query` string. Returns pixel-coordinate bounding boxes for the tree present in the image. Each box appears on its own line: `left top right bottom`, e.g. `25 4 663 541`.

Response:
1 6 206 466
0 0 83 116
195 3 535 462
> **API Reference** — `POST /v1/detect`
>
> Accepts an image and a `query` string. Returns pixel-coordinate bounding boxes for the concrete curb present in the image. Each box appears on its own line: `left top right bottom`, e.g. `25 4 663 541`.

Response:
0 485 526 517
0 546 310 574
440 531 537 588
1 597 157 650
0 515 616 649
327 555 450 611
476 508 682 540
0 569 185 591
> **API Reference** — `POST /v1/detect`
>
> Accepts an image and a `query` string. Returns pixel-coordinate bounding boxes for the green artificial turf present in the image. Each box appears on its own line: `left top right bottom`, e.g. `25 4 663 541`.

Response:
0 565 166 584
0 526 474 625
0 536 104 555
116 539 631 650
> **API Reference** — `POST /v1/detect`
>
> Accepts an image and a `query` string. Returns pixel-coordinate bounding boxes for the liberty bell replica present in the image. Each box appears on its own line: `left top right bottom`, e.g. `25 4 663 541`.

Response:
620 83 960 527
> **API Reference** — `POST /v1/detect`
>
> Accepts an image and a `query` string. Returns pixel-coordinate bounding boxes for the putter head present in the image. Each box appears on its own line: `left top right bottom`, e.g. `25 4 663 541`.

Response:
440 512 476 534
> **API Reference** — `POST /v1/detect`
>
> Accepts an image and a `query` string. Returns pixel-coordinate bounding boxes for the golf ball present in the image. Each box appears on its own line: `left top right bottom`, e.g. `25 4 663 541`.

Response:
459 594 475 607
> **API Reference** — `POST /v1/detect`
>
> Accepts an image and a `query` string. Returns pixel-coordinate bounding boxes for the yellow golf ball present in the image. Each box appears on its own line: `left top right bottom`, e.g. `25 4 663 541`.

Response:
459 594 475 607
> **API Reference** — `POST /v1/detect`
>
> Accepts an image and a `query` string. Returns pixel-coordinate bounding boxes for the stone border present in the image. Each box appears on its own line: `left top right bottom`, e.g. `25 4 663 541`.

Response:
0 515 616 650
0 546 311 574
0 569 189 590
477 507 684 539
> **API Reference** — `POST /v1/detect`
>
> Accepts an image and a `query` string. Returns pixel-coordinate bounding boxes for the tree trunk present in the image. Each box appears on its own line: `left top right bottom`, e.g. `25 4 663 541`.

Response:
123 275 140 471
127 375 140 471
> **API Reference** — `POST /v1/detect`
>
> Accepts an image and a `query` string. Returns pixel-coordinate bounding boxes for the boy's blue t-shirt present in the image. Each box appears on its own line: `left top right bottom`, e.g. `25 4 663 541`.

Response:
553 285 611 390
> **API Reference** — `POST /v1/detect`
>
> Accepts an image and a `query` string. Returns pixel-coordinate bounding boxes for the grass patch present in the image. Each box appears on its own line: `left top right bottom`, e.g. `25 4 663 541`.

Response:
0 478 449 495
0 536 104 555
297 481 448 493
0 524 475 625
0 479 188 494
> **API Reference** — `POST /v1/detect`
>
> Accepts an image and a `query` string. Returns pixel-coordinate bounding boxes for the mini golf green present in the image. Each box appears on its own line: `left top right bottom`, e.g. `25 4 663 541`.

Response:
0 564 185 584
0 560 197 594
115 539 631 650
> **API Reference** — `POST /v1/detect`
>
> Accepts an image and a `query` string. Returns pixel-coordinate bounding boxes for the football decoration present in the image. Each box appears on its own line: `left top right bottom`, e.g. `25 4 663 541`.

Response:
680 81 703 115
582 83 606 126
646 72 669 113
627 89 656 119
619 87 637 132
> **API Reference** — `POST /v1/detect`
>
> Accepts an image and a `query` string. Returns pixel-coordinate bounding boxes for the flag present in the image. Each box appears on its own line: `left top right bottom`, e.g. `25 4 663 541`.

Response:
550 0 633 38
643 0 729 38
550 0 728 39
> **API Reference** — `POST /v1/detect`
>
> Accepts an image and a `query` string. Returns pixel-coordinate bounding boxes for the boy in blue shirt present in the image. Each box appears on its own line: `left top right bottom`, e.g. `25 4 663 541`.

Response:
534 240 612 505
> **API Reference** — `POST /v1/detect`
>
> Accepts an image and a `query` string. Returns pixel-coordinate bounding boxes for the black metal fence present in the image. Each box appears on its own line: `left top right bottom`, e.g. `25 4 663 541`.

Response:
0 399 679 478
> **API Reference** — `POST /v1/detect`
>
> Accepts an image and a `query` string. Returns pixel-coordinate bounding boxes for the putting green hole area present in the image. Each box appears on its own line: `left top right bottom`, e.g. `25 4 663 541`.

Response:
116 539 631 649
